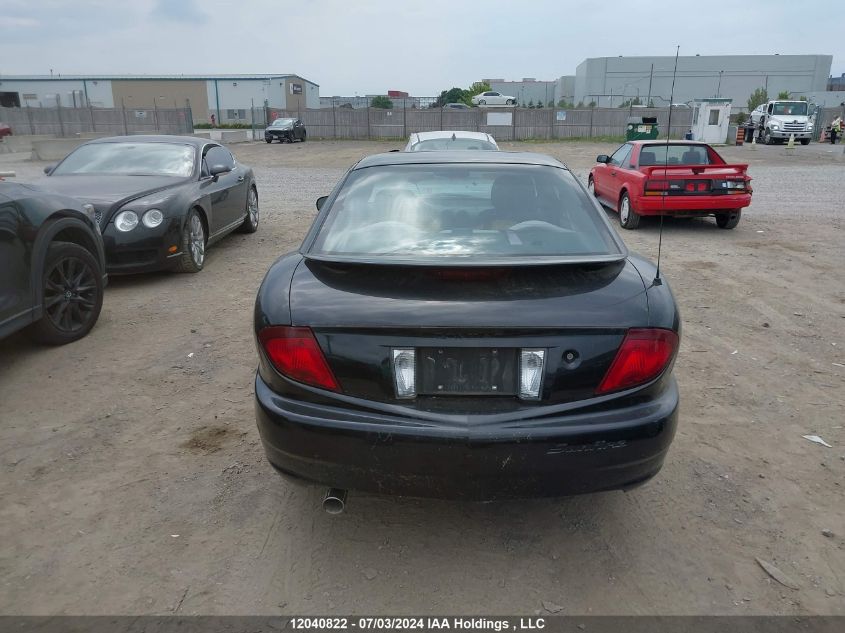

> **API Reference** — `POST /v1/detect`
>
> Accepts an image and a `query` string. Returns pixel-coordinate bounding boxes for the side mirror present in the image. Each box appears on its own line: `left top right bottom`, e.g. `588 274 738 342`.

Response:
596 155 609 164
43 165 55 175
209 164 231 180
316 195 328 210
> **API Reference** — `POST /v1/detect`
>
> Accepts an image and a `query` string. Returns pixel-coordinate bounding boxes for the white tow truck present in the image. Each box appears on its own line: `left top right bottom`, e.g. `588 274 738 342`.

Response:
749 100 814 145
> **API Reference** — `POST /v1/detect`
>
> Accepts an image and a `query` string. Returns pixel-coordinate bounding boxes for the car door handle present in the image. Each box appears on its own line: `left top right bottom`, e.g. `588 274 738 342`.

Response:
237 176 244 182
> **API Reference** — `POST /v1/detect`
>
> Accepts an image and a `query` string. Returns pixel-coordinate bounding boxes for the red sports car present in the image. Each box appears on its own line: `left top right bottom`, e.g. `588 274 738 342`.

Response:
588 140 752 230
0 123 13 138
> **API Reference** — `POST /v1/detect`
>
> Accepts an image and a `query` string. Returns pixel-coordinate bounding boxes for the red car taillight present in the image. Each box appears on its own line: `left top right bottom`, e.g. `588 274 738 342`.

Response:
259 326 340 391
596 328 678 395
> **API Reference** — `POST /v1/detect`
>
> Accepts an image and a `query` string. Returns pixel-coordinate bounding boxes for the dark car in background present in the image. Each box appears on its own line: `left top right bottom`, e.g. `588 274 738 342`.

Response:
37 136 259 274
1 181 105 344
265 118 307 143
253 151 681 507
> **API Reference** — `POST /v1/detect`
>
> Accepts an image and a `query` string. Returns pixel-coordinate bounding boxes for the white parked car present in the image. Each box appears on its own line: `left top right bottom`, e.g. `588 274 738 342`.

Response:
404 131 499 152
471 91 516 106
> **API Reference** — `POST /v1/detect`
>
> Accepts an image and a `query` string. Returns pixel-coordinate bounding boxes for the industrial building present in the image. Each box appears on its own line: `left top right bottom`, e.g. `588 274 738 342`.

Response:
0 74 320 123
572 54 832 108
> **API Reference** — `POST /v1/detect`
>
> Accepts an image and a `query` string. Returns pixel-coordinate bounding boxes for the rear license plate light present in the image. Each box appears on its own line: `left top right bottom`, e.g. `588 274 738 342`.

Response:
391 348 416 399
519 349 546 400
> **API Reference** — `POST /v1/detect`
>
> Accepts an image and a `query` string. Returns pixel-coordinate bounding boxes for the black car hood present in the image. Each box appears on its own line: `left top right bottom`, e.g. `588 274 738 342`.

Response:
36 175 188 206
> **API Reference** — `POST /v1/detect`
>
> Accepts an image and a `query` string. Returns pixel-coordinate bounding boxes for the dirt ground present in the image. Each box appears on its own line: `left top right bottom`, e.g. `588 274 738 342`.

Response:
1 139 843 616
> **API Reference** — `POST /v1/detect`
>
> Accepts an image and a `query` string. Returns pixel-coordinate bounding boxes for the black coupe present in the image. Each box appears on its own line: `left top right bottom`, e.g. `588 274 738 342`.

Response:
38 136 259 274
253 151 681 506
1 181 105 344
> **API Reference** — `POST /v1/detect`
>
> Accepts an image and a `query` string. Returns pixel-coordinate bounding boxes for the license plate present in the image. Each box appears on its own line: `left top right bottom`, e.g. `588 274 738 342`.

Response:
417 347 517 395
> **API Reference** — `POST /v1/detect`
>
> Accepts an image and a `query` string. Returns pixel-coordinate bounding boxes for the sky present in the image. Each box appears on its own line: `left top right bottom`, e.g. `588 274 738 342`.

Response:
0 0 842 95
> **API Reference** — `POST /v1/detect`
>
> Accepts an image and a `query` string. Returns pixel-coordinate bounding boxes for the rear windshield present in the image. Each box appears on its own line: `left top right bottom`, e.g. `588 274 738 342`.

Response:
638 144 724 166
310 164 623 261
411 138 497 151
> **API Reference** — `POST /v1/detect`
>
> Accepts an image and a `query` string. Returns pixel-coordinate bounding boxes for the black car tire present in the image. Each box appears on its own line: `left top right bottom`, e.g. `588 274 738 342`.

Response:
29 241 103 345
618 192 641 230
174 209 206 273
800 138 810 145
301 131 306 142
265 138 272 144
587 176 597 197
715 211 741 229
238 186 259 233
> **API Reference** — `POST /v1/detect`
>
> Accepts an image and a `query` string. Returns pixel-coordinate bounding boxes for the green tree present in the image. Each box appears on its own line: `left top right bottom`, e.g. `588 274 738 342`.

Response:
528 99 534 108
618 97 642 108
370 95 393 109
777 90 790 99
588 100 597 108
464 81 491 105
547 100 554 108
747 88 768 112
436 87 467 107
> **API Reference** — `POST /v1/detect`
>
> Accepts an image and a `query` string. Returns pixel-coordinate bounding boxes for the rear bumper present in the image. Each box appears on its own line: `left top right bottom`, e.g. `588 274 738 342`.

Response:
255 374 680 500
636 193 751 215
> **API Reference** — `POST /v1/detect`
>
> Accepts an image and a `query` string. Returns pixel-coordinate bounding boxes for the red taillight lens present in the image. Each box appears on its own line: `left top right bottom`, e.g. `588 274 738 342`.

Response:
259 326 340 391
596 328 678 395
645 179 669 191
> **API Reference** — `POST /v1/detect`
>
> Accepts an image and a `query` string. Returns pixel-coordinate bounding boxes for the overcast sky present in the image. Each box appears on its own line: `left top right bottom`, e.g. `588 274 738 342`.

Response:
1 0 842 95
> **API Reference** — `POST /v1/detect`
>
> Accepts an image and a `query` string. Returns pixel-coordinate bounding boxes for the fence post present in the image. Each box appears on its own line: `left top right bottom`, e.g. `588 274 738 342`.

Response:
250 98 255 141
56 94 65 137
367 102 371 140
153 100 159 132
589 105 594 138
89 103 96 133
26 103 34 135
403 99 406 139
550 108 555 140
185 99 193 135
439 106 443 130
512 107 516 141
121 99 128 135
332 100 336 139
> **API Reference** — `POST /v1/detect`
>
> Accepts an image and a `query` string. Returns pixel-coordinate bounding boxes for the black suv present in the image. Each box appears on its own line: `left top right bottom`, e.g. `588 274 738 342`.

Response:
0 181 106 344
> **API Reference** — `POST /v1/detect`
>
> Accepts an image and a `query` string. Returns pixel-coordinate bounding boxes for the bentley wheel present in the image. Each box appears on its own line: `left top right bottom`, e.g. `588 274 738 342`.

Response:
29 242 103 345
238 186 259 233
174 209 206 273
618 192 641 230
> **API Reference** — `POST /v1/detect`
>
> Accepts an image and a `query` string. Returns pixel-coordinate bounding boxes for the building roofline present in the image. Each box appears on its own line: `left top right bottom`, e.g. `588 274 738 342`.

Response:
0 74 319 86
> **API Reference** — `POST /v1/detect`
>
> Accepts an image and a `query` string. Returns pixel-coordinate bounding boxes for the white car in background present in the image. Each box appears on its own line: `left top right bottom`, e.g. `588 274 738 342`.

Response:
404 131 499 152
471 91 516 106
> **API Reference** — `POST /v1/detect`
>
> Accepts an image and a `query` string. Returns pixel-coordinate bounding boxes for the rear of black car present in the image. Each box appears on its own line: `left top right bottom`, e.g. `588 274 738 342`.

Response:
253 153 680 500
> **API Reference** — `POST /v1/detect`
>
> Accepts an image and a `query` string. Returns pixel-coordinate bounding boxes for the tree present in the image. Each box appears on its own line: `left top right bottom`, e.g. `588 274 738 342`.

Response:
588 100 597 108
464 81 491 105
528 99 534 108
618 97 642 108
547 100 554 108
435 87 467 107
370 95 393 109
777 90 790 100
557 99 574 108
747 88 768 112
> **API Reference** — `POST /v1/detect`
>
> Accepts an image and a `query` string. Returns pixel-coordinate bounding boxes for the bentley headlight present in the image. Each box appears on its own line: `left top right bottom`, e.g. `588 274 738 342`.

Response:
142 208 164 228
115 210 139 232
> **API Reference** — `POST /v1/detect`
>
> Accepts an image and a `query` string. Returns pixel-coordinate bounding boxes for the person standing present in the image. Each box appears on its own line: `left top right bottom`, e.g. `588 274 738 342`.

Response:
831 116 842 144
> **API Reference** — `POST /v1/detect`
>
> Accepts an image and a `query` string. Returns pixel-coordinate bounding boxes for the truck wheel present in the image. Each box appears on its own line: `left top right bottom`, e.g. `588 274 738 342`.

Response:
800 138 810 145
764 130 774 145
618 192 640 230
716 211 741 229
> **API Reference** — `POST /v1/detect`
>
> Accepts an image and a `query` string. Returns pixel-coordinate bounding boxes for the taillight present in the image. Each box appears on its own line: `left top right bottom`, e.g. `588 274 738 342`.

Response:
259 326 340 391
644 179 669 191
596 329 678 395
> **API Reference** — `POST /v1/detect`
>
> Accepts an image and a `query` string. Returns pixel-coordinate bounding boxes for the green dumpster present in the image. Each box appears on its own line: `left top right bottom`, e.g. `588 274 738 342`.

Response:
626 116 659 141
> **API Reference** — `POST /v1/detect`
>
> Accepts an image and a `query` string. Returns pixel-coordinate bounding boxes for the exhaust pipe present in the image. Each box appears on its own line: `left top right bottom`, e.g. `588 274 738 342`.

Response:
322 488 348 514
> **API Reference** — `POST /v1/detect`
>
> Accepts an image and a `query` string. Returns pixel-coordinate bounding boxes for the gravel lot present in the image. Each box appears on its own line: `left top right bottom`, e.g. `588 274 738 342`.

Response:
1 139 843 616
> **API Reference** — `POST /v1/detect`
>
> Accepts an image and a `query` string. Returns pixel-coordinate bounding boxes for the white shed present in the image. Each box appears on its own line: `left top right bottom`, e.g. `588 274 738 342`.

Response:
690 99 732 144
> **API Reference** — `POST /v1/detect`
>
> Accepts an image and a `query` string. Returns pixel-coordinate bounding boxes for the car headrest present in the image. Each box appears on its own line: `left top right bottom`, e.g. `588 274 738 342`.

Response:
681 150 704 164
491 174 536 214
639 151 656 166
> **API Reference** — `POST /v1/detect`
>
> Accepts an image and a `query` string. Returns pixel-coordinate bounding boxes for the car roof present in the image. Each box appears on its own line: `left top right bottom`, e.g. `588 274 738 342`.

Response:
411 130 493 142
82 135 208 147
355 151 566 169
629 140 711 146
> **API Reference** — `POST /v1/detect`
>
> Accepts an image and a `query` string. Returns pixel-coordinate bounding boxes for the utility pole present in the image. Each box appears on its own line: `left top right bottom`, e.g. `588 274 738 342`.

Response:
647 63 654 107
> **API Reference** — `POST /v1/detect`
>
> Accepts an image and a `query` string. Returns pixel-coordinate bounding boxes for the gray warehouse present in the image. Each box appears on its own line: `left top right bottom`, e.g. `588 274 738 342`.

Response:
573 54 833 109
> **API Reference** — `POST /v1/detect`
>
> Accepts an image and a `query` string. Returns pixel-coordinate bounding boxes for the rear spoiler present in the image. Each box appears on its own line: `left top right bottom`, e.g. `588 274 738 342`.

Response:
640 164 750 178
